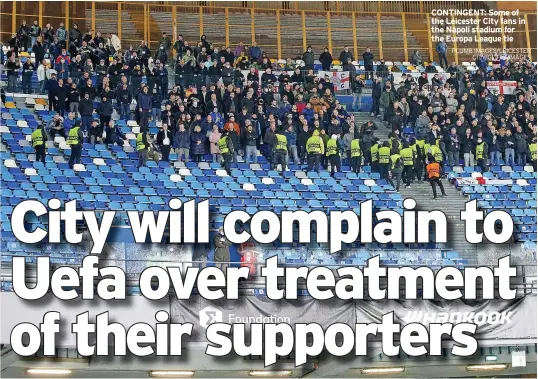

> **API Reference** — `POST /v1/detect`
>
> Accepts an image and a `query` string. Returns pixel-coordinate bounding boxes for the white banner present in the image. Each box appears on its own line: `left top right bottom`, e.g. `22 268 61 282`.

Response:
487 80 517 95
318 71 351 90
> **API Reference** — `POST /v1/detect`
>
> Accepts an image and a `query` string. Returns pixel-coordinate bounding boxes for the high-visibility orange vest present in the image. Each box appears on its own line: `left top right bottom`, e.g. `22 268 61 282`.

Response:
427 162 440 178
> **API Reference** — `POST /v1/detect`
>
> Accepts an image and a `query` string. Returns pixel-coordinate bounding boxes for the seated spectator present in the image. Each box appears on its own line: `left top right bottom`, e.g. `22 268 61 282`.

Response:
48 114 66 140
104 120 126 145
88 119 103 145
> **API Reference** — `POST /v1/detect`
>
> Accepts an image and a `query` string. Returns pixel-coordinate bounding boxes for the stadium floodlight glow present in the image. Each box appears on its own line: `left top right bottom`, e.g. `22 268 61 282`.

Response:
485 355 499 361
360 367 405 375
148 370 195 377
248 370 292 377
466 364 508 371
26 368 72 376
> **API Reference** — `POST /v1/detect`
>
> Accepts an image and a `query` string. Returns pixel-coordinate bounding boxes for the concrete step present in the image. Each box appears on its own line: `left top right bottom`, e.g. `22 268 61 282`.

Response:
355 111 479 264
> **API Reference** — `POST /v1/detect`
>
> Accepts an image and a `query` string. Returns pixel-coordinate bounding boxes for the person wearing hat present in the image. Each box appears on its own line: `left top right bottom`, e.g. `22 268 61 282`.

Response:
426 153 447 199
306 129 324 173
218 129 235 175
31 123 48 164
326 134 341 177
67 121 84 168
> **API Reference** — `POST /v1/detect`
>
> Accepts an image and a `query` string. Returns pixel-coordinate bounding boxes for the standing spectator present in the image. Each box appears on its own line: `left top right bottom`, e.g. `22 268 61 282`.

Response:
29 20 41 48
55 22 67 47
514 125 528 166
32 36 45 67
5 55 19 93
249 41 261 63
137 86 152 131
209 125 222 163
485 126 501 166
159 32 172 51
54 78 68 116
151 87 162 121
190 125 206 162
156 123 173 162
285 124 299 165
446 127 461 167
45 73 59 111
96 95 113 128
371 77 382 116
380 84 396 121
316 47 332 71
435 38 448 69
116 83 132 121
43 24 54 48
302 46 315 70
362 47 374 79
411 50 422 67
69 23 83 55
530 137 537 172
174 123 191 162
37 59 47 94
297 123 310 166
351 75 364 112
79 92 94 131
462 128 475 167
18 20 30 49
339 46 353 66
173 34 185 60
243 123 258 164
502 128 516 166
21 58 35 94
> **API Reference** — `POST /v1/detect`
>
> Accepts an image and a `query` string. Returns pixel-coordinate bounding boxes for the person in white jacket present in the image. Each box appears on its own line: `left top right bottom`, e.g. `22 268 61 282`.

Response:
36 59 47 94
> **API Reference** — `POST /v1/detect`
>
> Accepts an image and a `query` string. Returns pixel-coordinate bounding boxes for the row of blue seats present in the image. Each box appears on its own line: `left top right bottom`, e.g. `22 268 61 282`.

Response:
469 193 536 201
478 199 537 209
462 184 535 194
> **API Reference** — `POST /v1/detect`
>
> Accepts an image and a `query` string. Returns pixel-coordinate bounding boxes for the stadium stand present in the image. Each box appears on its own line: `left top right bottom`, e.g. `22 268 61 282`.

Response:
0 2 536 272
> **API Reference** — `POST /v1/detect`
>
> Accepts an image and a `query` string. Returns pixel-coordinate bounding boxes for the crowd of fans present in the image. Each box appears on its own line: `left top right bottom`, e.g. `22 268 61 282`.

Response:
2 20 537 196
